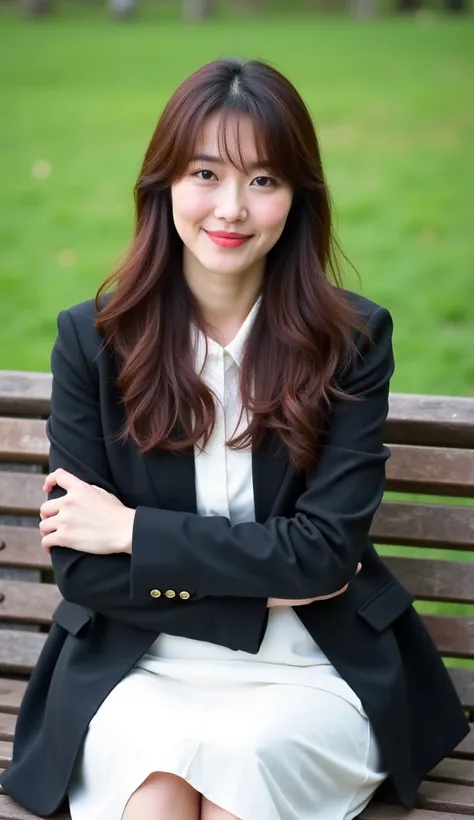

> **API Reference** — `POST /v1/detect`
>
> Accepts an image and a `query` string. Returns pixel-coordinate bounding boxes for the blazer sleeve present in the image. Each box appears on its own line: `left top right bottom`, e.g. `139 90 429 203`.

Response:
129 305 395 601
48 309 269 654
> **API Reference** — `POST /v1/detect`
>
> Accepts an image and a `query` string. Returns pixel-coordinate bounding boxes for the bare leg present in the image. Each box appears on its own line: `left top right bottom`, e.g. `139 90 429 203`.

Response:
200 795 240 820
121 771 201 820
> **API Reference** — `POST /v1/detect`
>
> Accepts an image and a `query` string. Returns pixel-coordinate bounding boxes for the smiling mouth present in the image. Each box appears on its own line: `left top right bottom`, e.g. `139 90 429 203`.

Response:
204 230 252 249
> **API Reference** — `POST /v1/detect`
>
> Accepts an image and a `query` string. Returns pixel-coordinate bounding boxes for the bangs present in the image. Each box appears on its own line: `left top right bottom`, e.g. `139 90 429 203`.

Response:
214 108 282 177
171 103 294 184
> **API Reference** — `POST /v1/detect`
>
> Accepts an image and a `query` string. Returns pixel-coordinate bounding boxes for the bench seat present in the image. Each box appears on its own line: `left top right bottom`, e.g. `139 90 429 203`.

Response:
0 372 473 819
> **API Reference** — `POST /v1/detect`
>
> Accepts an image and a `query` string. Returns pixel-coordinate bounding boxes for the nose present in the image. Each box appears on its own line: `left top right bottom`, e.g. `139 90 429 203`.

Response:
213 180 247 223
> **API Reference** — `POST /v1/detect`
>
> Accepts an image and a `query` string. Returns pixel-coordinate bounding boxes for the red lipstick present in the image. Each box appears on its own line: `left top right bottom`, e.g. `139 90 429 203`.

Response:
205 230 251 249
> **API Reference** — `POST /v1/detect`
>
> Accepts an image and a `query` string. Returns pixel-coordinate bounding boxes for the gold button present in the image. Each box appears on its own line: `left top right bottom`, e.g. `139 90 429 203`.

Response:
149 589 161 599
179 591 191 600
165 589 176 599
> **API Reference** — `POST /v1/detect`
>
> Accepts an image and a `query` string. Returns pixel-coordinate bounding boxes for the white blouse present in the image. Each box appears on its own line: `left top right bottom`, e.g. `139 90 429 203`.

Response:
138 297 365 714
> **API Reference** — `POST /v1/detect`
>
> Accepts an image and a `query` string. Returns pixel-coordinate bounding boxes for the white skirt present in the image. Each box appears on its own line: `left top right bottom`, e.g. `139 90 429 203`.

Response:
68 623 387 820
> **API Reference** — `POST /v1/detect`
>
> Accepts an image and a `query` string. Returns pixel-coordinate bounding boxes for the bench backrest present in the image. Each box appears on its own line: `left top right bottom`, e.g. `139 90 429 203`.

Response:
0 371 473 721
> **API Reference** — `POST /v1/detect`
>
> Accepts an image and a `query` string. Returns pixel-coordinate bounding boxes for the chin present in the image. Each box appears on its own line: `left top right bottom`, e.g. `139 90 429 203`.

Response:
199 254 252 276
208 263 249 276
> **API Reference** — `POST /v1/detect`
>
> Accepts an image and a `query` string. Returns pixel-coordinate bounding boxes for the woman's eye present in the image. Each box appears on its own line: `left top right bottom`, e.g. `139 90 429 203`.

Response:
193 169 216 181
252 176 277 188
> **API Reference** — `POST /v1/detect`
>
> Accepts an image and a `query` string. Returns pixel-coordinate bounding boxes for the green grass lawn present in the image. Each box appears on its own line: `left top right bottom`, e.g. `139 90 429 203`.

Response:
0 7 473 395
1 6 473 635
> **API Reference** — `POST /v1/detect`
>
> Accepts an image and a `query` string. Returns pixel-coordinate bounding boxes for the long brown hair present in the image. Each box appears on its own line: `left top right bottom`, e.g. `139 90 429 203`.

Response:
96 58 365 472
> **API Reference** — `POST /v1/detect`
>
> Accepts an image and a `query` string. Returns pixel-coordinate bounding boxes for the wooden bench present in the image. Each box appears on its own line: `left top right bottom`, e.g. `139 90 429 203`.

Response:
0 369 473 820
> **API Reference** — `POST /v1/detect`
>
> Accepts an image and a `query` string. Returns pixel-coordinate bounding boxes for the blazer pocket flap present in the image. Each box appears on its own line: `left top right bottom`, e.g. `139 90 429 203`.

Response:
52 599 93 636
358 582 414 632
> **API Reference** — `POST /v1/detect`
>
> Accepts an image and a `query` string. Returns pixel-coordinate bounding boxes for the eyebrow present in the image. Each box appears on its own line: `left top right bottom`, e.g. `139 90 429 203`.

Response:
190 153 272 171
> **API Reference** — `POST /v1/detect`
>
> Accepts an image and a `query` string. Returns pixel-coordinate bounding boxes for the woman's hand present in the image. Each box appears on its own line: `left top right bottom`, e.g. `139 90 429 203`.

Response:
267 563 362 607
39 468 135 555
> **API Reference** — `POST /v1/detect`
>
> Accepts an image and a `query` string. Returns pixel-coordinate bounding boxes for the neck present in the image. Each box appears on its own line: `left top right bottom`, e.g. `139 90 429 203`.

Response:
183 251 263 346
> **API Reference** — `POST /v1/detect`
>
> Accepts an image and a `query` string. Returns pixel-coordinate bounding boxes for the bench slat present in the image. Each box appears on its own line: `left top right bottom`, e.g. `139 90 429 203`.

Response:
0 474 43 517
2 421 474 498
0 373 52 418
1 508 473 576
425 617 474 660
1 471 474 543
0 792 70 819
363 806 472 820
0 632 47 676
0 681 27 715
2 436 474 499
0 421 48 466
415 780 474 814
0 581 61 625
424 616 474 659
385 394 474 450
372 503 474 551
0 715 15 742
384 558 474 605
387 446 474 497
1 380 473 449
427 759 474 787
0 742 11 768
452 725 474 760
449 669 474 711
0 527 50 571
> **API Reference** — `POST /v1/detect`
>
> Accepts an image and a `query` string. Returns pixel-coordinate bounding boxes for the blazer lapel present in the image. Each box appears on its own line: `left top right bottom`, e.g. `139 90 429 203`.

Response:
142 420 197 514
252 428 293 523
143 425 292 522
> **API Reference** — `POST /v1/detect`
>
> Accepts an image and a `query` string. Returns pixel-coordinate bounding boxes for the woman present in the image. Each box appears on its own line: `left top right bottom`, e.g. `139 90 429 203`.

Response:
1 58 468 820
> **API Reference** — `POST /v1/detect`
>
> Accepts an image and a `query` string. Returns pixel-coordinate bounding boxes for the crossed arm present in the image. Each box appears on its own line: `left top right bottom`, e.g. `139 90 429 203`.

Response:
41 303 394 653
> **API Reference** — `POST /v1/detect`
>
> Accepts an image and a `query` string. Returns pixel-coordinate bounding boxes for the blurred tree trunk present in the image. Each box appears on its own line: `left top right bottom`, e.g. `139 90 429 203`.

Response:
349 0 377 17
444 0 466 10
396 0 421 9
18 0 53 14
108 0 136 19
182 0 214 21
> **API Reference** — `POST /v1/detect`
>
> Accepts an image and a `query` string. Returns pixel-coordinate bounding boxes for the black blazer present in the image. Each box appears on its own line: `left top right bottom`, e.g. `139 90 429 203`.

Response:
1 290 468 817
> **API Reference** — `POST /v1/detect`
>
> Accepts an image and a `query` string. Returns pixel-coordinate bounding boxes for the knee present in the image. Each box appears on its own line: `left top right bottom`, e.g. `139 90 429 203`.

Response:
139 771 187 796
122 772 200 819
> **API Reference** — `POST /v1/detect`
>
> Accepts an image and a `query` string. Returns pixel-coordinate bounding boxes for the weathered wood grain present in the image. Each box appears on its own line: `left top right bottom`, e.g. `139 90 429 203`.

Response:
0 632 46 676
415 780 474 814
427 759 474 787
363 806 471 820
423 616 474 659
384 557 474 604
449 668 474 711
452 725 474 760
386 446 474 496
0 527 50 571
385 394 474 449
0 581 61 625
371 503 474 551
0 792 70 819
0 373 52 418
0 680 27 715
0 474 44 517
0 420 48 466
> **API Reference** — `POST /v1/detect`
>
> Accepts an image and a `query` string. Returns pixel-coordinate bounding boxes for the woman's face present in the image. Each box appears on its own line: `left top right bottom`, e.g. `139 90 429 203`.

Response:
170 112 293 282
